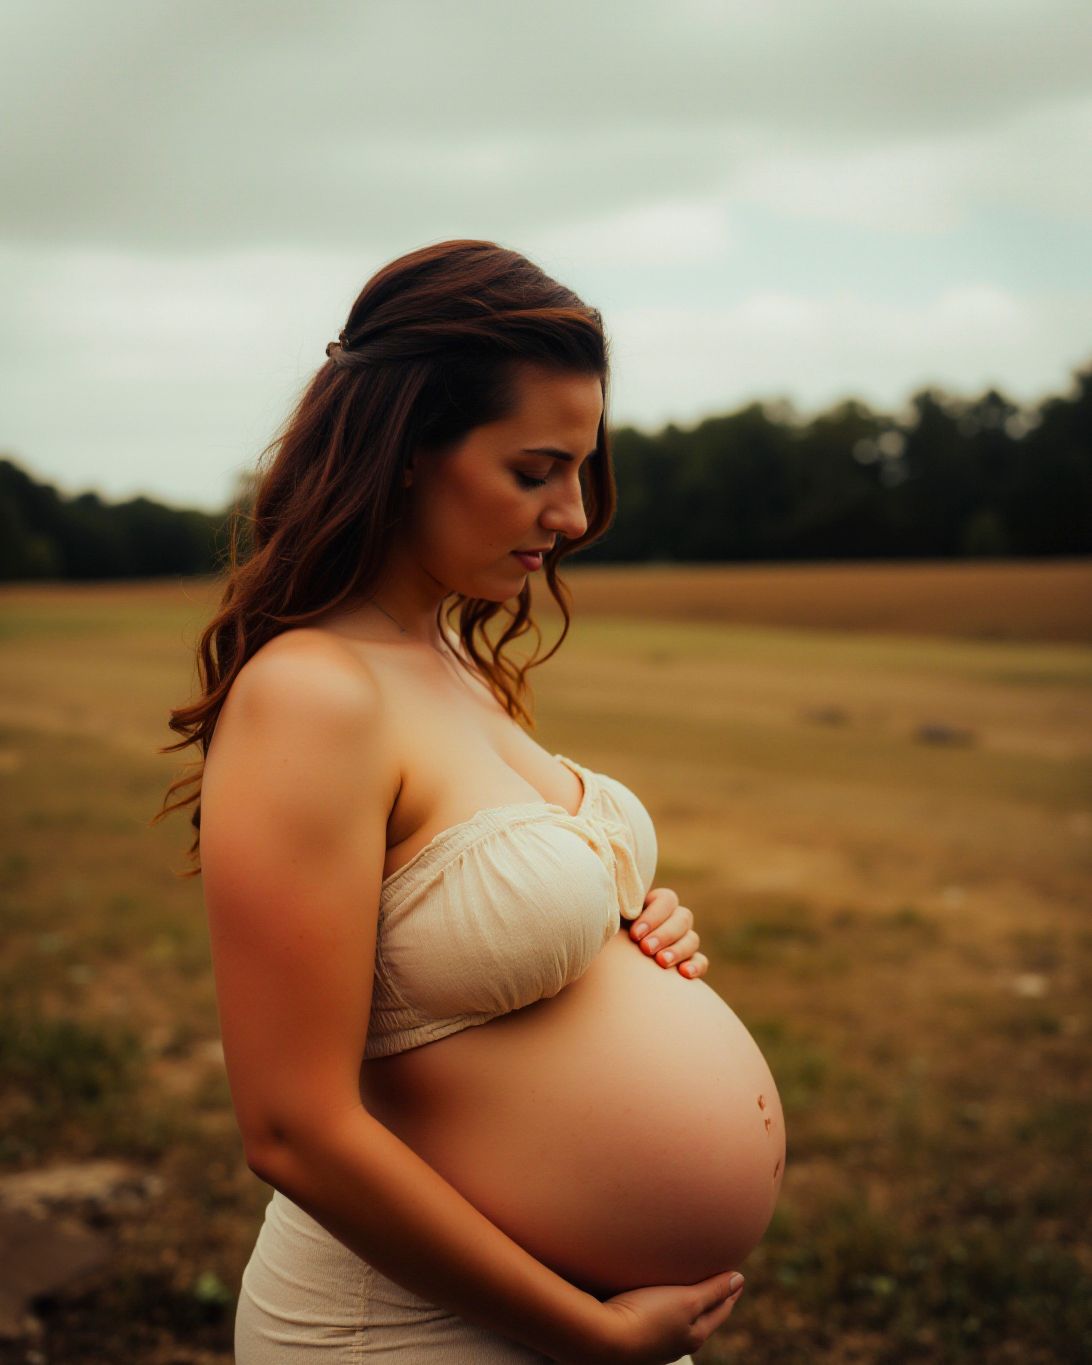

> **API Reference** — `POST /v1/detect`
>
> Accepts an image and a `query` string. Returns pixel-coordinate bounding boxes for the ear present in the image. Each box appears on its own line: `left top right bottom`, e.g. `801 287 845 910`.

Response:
402 444 424 488
403 438 443 488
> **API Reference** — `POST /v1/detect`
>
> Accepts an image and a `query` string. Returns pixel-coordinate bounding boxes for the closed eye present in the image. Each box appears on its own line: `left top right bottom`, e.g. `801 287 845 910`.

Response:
515 472 549 489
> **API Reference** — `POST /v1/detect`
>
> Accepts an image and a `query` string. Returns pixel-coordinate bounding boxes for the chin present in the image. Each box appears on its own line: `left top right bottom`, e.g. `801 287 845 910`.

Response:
441 570 522 605
481 561 533 600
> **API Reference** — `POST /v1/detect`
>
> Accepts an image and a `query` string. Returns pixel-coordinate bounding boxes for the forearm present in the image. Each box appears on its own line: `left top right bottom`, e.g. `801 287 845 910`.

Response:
249 1106 610 1362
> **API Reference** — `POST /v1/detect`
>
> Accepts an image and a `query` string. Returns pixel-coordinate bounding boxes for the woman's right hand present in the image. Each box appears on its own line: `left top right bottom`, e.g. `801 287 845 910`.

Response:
561 1270 745 1364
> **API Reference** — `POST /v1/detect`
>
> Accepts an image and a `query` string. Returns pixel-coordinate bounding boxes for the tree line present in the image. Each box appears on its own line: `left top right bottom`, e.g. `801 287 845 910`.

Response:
2 364 1089 581
0 464 224 581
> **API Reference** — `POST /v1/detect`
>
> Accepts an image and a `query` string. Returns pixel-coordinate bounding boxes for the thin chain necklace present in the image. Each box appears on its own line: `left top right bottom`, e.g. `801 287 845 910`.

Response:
367 597 453 661
368 598 409 635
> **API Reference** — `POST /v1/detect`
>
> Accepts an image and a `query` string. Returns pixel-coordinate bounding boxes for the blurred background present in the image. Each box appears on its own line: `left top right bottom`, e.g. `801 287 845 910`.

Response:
1 2 1089 1362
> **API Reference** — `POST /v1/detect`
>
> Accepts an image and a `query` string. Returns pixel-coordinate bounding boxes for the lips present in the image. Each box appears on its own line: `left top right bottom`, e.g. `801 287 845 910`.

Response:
512 551 544 571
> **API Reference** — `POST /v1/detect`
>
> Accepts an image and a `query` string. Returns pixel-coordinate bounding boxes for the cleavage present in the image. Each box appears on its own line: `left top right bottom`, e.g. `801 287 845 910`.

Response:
378 643 584 876
383 746 586 883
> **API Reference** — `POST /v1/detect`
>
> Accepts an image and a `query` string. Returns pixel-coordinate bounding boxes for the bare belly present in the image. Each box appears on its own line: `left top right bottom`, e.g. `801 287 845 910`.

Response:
360 931 786 1297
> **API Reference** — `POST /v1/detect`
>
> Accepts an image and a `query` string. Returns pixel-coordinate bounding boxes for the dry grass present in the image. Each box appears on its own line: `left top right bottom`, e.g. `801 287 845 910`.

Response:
1 562 1089 1363
539 558 1092 644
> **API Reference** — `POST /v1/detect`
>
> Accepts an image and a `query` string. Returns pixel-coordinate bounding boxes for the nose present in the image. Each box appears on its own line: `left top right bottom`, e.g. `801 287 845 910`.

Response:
539 472 589 542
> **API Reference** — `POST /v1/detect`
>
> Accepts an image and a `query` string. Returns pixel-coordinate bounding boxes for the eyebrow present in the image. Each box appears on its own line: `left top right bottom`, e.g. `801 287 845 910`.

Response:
520 446 597 463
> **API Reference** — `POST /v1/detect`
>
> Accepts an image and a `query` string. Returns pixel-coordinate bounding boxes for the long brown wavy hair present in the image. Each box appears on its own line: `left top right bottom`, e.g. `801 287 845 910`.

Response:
153 239 616 874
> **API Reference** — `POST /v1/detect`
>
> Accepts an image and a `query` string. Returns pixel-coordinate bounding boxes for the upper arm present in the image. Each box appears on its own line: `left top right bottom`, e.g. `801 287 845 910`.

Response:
198 635 397 1164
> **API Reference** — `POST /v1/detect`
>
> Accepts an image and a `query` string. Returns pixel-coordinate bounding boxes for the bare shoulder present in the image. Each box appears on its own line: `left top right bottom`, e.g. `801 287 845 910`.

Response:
229 626 387 718
204 627 401 848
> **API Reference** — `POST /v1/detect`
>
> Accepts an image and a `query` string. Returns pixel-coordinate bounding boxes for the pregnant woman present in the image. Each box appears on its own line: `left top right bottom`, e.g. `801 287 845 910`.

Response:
160 240 785 1362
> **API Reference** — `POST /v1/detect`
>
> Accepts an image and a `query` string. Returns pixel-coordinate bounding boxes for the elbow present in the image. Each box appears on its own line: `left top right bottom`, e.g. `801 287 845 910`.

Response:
240 1110 307 1187
244 1140 279 1185
243 1127 291 1187
241 1105 374 1190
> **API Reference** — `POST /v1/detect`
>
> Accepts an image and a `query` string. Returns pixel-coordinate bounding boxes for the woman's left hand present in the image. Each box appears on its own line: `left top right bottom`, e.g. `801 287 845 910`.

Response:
627 887 708 979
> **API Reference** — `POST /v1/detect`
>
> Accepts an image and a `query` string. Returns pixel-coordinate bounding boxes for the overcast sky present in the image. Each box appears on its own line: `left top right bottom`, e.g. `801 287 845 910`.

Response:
3 0 1090 511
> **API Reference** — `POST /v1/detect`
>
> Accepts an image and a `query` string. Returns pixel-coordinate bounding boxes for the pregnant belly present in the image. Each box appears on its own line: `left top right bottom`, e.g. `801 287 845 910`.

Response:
360 931 786 1297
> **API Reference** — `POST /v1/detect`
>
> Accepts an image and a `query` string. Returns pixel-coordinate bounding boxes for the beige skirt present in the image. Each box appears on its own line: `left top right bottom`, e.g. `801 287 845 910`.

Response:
235 1189 694 1364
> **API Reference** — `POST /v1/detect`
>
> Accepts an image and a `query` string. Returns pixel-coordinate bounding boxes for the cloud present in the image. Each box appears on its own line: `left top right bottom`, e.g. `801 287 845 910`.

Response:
5 228 1084 509
733 96 1092 233
2 0 1090 249
2 0 1090 507
610 285 1092 428
533 198 738 269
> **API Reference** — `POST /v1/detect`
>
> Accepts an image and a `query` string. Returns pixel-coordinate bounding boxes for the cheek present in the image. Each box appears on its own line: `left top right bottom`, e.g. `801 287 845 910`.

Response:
418 475 525 559
458 476 527 540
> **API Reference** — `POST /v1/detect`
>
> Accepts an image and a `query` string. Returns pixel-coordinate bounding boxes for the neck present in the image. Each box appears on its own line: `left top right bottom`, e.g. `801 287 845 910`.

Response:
352 547 454 648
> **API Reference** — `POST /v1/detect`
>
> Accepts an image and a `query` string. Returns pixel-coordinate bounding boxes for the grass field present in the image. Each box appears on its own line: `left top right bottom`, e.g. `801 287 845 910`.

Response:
1 560 1090 1364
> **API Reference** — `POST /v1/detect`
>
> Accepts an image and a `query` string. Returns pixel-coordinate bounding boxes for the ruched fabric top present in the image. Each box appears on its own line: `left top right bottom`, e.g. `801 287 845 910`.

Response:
365 753 657 1059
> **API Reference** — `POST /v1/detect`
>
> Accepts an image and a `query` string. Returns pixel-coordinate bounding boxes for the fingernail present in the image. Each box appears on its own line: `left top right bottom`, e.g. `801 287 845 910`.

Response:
728 1273 744 1294
644 936 659 952
660 950 674 964
632 922 648 940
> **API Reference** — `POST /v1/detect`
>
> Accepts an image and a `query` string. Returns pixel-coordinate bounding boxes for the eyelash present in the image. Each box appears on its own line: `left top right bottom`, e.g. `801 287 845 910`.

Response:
516 458 595 492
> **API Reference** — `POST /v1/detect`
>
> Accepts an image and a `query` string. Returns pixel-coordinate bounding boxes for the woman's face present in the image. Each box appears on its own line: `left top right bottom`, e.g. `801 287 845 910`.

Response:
402 363 603 601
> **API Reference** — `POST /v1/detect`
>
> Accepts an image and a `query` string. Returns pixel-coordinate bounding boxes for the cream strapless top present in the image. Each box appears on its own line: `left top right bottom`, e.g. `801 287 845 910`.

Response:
365 753 658 1059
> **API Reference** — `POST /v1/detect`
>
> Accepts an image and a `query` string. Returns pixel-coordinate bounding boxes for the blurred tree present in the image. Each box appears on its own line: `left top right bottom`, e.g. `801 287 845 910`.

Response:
0 456 223 581
962 506 1010 557
2 360 1088 580
784 400 892 559
1006 364 1092 555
